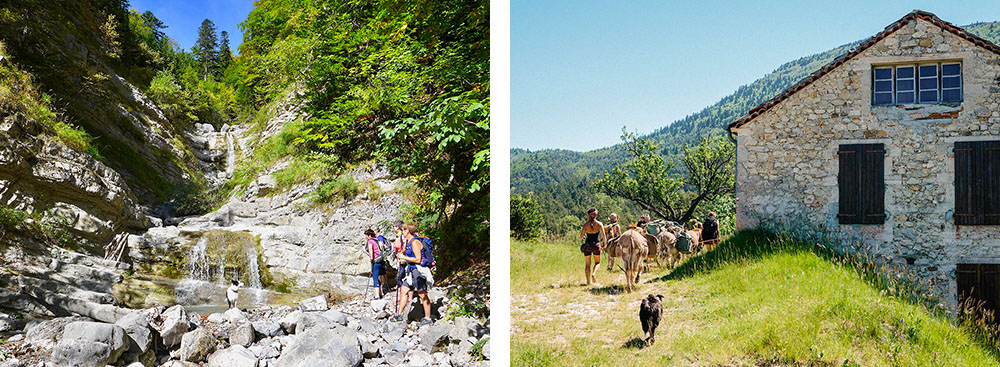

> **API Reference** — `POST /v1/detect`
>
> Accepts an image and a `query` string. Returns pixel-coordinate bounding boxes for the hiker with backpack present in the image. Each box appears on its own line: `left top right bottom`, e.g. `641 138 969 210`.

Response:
365 229 389 300
393 222 435 326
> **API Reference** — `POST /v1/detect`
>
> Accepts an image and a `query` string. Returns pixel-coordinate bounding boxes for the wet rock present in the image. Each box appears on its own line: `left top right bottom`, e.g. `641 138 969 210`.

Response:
207 345 257 367
275 325 362 367
231 321 255 347
179 328 217 362
298 295 328 312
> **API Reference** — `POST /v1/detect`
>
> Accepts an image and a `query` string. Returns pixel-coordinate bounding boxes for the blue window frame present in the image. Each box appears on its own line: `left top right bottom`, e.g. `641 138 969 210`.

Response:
918 64 939 103
872 62 962 105
942 63 962 102
873 67 894 105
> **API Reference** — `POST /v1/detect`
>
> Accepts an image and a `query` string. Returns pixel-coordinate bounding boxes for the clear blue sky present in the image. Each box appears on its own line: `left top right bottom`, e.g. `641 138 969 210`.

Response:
129 0 254 54
512 0 1000 152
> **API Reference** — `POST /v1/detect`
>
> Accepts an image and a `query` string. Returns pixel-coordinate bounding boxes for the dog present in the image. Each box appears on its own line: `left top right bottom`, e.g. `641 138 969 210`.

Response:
227 280 240 309
639 294 663 346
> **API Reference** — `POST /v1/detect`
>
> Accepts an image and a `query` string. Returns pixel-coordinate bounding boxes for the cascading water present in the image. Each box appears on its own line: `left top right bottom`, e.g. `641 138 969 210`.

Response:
174 234 272 309
225 131 235 178
175 237 216 305
246 247 266 304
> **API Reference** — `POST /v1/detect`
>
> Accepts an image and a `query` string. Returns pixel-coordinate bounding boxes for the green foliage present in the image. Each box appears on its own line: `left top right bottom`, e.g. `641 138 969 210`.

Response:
194 18 219 78
594 130 734 223
236 0 490 276
311 175 361 205
510 194 544 240
171 183 216 217
470 337 490 362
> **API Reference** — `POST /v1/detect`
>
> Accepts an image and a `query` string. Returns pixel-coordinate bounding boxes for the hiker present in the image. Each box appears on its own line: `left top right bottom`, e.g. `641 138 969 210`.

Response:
702 212 721 251
637 214 651 232
580 207 607 286
365 229 387 300
394 222 434 326
606 213 622 271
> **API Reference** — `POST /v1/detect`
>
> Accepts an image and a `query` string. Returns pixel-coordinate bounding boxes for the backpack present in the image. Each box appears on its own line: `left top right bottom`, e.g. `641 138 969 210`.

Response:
373 235 392 263
408 236 435 268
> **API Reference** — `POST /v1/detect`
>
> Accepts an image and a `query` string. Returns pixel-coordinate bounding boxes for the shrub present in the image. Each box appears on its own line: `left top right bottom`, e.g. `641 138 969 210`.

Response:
511 194 544 240
311 176 361 205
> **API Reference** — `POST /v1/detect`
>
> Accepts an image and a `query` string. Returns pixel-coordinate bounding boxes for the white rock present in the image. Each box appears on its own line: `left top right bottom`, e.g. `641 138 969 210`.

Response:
208 345 257 367
298 295 328 312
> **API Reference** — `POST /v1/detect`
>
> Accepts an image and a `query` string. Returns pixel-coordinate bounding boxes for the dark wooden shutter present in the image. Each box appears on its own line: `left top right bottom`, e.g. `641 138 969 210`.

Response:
987 141 1000 225
957 264 1000 324
955 141 1000 225
838 145 861 224
955 142 976 224
838 143 885 225
862 145 886 224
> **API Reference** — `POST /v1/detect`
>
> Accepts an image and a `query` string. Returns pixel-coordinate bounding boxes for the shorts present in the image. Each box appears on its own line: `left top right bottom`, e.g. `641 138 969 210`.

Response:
581 242 601 256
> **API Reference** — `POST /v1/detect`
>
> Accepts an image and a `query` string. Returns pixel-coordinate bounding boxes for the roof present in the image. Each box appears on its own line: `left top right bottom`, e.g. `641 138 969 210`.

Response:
727 10 1000 132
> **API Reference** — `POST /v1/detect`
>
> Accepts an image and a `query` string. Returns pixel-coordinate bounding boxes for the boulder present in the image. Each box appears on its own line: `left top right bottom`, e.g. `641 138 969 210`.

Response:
320 309 348 326
294 313 334 334
252 320 282 337
231 321 255 347
298 295 328 312
50 322 129 367
406 349 434 366
207 313 225 324
275 325 362 367
158 305 190 348
369 299 388 313
223 308 248 324
278 310 301 334
179 328 217 362
207 345 257 367
25 316 89 350
420 322 455 353
115 312 153 353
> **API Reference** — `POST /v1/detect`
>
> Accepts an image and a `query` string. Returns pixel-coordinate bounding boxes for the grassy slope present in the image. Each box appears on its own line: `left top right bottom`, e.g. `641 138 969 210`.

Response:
512 231 997 366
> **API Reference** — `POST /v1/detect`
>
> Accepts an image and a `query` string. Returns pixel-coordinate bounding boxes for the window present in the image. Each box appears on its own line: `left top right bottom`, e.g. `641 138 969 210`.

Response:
838 143 885 225
871 62 962 105
954 141 1000 225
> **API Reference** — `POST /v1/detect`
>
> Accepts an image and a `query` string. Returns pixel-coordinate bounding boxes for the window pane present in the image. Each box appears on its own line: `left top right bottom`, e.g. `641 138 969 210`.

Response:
919 65 938 77
943 76 961 89
896 66 914 78
920 77 938 90
874 92 893 104
874 68 892 80
897 79 914 91
943 89 962 102
920 90 939 103
897 92 915 103
875 80 893 92
942 63 961 76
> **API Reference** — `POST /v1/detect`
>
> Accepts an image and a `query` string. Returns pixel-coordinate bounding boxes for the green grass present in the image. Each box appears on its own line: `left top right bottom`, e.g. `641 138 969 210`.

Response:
512 231 1000 366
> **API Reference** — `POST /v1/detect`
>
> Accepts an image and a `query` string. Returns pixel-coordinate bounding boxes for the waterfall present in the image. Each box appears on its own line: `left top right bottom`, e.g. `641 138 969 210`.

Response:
225 131 235 178
187 237 211 281
246 247 265 304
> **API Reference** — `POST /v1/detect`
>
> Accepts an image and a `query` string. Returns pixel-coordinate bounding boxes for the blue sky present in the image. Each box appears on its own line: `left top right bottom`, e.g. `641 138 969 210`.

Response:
512 0 1000 152
129 0 254 54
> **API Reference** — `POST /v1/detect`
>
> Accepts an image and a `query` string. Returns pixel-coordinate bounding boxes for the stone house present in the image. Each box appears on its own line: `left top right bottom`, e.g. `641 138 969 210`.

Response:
727 10 1000 311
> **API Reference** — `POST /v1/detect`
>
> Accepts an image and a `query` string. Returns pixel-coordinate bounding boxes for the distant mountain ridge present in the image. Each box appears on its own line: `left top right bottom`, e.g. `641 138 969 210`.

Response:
512 20 1000 232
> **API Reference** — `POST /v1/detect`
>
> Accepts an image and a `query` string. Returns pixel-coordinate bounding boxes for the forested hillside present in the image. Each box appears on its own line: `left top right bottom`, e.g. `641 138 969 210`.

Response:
513 21 1000 235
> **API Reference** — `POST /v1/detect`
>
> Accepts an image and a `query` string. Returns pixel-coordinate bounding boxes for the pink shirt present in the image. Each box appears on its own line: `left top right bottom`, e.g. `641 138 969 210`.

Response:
368 239 380 258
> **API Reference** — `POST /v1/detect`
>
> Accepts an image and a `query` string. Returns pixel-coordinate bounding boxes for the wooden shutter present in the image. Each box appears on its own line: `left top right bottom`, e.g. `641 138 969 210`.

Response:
861 145 886 224
957 264 1000 324
839 144 884 225
955 141 1000 225
987 141 1000 225
955 142 976 224
838 145 861 224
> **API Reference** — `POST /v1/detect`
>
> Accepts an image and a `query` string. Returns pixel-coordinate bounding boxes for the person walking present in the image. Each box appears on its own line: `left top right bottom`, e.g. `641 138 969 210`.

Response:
580 208 607 286
702 212 721 251
365 229 386 300
606 213 621 271
393 223 433 326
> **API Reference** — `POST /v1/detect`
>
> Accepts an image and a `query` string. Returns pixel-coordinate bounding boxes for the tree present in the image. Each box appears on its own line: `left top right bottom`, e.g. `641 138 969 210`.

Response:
511 194 544 240
594 129 734 223
140 10 167 41
218 30 233 72
194 19 218 79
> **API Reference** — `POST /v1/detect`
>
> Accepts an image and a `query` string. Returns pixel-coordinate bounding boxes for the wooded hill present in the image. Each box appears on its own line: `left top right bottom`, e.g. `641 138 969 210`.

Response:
512 21 1000 235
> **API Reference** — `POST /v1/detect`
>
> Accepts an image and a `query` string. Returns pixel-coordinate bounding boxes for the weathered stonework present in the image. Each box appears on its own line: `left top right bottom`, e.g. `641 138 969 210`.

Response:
731 17 1000 307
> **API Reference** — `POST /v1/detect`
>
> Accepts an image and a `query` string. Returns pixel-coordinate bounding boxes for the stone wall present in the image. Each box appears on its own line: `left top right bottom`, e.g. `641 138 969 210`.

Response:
731 18 1000 306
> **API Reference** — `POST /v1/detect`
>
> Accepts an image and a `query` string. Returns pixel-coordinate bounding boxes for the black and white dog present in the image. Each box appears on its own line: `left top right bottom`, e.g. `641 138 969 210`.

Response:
227 280 240 309
639 294 663 346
